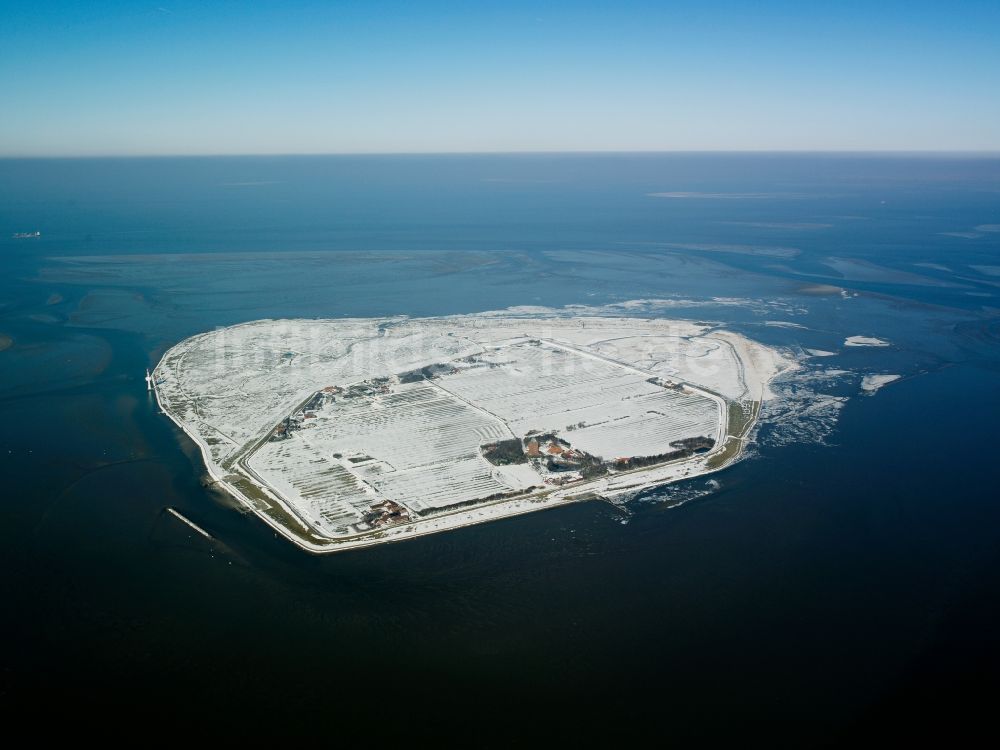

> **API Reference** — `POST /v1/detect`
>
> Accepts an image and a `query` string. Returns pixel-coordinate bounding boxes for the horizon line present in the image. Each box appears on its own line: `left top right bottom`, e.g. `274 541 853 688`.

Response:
2 148 1000 160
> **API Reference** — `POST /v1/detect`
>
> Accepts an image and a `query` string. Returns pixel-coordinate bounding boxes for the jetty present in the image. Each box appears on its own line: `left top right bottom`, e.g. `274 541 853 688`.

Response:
166 507 214 541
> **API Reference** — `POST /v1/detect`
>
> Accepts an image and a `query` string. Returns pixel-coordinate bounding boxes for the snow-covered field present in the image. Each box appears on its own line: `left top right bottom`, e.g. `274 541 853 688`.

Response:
153 308 791 552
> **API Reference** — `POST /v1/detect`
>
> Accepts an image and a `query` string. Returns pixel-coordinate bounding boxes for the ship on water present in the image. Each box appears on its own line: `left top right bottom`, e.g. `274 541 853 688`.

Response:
12 231 41 239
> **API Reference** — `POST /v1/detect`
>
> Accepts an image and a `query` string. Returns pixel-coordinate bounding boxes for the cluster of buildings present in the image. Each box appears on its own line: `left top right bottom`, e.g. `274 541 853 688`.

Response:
524 435 593 485
363 500 411 528
269 386 341 441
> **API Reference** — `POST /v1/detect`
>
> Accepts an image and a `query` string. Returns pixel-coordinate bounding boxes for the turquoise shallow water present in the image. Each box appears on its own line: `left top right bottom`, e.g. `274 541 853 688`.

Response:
1 154 998 740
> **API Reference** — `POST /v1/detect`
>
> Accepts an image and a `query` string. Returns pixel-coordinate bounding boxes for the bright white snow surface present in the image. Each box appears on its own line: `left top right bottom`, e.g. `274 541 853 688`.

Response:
861 374 901 393
153 308 790 547
844 335 890 347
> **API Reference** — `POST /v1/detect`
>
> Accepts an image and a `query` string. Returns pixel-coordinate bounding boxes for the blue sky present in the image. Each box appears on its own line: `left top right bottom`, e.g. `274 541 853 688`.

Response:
2 0 999 155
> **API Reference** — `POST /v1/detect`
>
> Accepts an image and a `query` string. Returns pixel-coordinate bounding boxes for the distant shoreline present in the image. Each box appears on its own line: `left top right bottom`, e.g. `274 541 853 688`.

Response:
4 150 1000 160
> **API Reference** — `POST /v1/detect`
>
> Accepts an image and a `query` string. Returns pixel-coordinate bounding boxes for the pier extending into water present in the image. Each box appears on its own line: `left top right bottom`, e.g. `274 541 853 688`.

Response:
166 507 214 541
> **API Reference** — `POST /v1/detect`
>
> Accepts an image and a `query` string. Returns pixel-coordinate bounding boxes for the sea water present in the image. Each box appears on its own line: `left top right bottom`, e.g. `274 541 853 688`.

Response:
1 154 998 737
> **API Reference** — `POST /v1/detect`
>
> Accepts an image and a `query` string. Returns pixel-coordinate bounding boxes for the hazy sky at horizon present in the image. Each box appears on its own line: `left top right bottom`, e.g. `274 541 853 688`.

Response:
2 0 999 156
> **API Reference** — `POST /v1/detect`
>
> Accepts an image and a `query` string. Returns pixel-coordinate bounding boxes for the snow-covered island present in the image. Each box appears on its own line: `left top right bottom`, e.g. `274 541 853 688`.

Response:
861 373 901 394
845 335 890 347
153 311 791 553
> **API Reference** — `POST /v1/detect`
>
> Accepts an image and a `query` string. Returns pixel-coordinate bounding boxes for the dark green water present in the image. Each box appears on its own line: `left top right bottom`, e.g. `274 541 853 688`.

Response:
1 154 998 741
